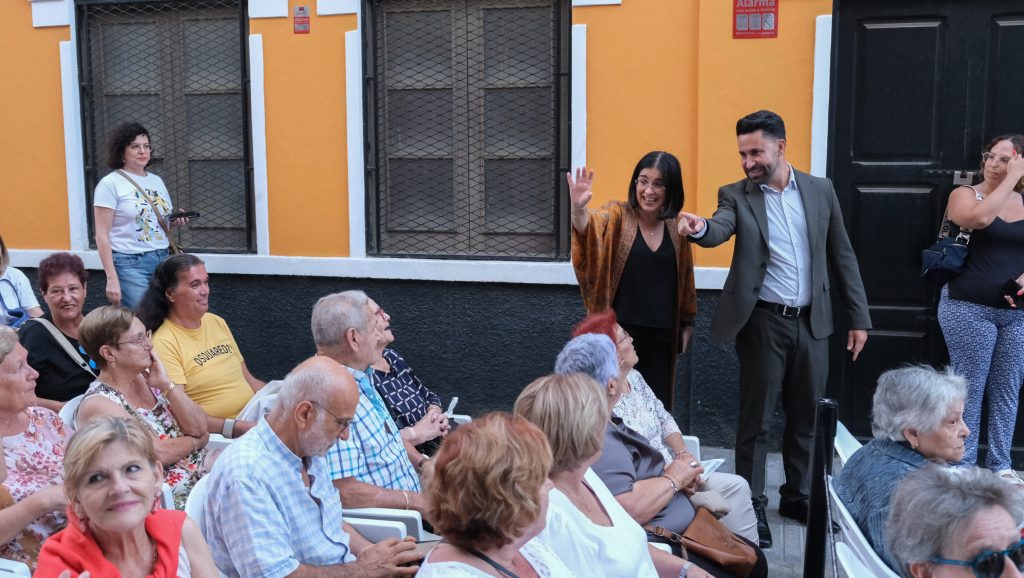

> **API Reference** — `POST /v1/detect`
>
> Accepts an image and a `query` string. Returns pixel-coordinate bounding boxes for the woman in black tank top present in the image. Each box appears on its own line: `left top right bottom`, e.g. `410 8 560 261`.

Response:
938 133 1024 485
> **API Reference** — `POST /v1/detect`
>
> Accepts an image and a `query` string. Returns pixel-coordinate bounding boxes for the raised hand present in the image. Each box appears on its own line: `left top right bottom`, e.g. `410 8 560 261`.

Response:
567 167 594 210
676 212 705 237
1007 151 1024 181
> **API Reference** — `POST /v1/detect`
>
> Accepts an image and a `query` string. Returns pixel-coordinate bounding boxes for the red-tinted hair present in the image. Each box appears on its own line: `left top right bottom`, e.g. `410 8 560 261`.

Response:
571 310 617 343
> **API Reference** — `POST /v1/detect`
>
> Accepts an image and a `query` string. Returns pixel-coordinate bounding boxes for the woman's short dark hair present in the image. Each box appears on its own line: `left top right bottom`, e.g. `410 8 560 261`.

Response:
137 253 205 331
37 253 88 293
626 151 684 219
736 110 787 140
104 122 150 170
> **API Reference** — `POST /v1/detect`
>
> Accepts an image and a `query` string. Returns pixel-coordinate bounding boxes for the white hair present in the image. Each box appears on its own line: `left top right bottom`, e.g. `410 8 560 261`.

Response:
554 333 618 388
871 365 966 441
310 290 370 348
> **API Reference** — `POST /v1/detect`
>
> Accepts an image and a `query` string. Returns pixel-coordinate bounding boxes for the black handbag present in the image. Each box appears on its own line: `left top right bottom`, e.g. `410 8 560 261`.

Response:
921 188 983 286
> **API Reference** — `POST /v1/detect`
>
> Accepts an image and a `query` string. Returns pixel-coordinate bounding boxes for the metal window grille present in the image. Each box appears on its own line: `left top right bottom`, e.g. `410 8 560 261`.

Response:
365 0 571 259
77 0 254 252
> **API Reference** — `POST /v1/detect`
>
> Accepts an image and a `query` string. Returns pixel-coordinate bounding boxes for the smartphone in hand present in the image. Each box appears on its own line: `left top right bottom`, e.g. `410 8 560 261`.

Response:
999 279 1024 306
168 210 201 220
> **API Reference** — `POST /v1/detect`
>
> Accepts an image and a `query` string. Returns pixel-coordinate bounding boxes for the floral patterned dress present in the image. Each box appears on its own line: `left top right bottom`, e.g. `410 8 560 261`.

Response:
1 407 70 570
85 381 206 510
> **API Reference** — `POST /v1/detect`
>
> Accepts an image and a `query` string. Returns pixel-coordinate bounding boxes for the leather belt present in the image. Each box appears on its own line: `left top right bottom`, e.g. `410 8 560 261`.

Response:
755 300 808 318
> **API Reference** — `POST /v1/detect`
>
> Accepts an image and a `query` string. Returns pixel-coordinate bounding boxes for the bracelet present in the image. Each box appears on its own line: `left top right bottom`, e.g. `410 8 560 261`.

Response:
416 455 430 471
190 436 197 454
674 449 691 458
678 560 692 578
661 474 679 494
401 490 410 510
165 382 177 394
221 418 235 439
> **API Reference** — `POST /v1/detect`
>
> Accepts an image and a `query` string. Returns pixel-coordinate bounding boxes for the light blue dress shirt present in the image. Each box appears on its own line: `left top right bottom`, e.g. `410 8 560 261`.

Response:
326 366 422 491
204 419 354 578
759 165 812 307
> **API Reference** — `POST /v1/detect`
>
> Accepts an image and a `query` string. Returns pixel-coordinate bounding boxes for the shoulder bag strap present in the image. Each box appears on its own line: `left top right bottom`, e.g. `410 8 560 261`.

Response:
940 185 984 244
463 547 519 578
116 169 174 240
24 318 96 378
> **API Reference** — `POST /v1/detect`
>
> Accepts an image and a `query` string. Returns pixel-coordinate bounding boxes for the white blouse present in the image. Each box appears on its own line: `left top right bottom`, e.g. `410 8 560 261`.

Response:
536 469 658 578
415 538 574 577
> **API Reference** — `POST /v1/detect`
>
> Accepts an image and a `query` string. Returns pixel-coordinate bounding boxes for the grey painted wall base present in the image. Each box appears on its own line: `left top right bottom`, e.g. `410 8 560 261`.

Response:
22 268 792 450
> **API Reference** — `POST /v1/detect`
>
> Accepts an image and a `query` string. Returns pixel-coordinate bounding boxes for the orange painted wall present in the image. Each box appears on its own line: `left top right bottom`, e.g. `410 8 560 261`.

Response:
0 2 71 249
252 5 356 257
0 0 832 264
576 0 831 267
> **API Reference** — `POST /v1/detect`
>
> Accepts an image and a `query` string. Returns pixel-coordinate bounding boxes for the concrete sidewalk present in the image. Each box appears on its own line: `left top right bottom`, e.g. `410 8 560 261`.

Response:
702 447 840 578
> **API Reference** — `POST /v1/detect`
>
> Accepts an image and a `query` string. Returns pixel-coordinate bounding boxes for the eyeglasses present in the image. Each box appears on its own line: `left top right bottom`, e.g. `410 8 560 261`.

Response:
310 400 353 432
982 152 1014 166
128 143 153 152
635 178 666 192
375 307 388 322
117 330 152 347
929 538 1024 578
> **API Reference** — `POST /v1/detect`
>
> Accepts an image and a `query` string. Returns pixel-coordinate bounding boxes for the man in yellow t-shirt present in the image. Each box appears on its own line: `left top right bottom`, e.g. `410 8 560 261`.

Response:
154 312 263 428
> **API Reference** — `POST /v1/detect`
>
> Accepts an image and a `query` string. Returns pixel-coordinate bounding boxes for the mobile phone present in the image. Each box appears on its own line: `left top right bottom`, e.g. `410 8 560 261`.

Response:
999 279 1023 305
168 210 200 220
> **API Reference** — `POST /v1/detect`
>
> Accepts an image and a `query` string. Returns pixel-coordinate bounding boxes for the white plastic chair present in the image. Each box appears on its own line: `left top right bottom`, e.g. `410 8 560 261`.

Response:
236 379 282 422
682 435 701 461
0 559 30 577
184 475 229 578
159 482 174 509
836 541 877 577
827 476 899 578
835 421 863 466
58 394 86 430
346 517 408 542
342 507 440 542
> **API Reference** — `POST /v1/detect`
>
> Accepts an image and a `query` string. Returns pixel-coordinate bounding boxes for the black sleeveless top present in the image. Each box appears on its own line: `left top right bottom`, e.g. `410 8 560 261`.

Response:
612 224 677 329
949 217 1024 308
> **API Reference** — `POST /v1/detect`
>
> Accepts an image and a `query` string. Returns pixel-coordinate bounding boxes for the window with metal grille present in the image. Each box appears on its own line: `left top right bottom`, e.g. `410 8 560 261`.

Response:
365 0 571 259
77 0 253 252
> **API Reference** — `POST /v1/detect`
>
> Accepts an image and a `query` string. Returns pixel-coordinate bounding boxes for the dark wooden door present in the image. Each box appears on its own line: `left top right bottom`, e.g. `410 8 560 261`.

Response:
828 1 1024 456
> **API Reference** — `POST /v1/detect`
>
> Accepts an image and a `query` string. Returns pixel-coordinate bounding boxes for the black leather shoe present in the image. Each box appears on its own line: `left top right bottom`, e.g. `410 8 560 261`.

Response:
780 498 839 531
752 500 773 549
778 498 810 524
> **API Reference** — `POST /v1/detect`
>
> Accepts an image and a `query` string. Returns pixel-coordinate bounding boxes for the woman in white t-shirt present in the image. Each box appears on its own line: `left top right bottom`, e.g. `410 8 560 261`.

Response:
0 233 42 327
93 122 185 310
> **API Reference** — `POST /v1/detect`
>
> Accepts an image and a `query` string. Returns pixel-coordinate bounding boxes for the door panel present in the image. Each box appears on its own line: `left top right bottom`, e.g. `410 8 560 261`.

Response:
829 0 970 436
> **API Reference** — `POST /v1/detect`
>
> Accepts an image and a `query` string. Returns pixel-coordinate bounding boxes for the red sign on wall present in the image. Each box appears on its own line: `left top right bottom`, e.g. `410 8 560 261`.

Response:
294 6 310 35
733 0 778 39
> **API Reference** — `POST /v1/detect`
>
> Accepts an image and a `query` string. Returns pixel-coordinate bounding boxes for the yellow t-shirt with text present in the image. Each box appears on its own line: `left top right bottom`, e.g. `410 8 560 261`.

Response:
153 313 253 419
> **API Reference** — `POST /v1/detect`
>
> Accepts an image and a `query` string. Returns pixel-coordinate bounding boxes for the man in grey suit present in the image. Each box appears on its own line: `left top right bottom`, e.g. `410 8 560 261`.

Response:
678 110 871 548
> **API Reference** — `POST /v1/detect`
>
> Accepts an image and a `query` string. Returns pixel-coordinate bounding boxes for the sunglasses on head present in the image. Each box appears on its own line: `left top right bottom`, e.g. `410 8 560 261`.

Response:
930 538 1024 578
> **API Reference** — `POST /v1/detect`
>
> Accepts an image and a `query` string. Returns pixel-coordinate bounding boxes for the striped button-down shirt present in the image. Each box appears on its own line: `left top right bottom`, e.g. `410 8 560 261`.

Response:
205 419 354 578
326 366 421 491
760 165 812 307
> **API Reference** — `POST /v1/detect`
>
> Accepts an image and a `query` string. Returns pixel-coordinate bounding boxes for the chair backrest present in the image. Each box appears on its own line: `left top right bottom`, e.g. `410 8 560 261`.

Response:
58 394 86 430
827 476 900 578
835 420 863 466
449 414 471 427
836 542 876 577
0 558 30 578
682 435 701 461
236 380 283 422
159 483 175 510
342 507 440 542
184 474 211 529
346 517 408 542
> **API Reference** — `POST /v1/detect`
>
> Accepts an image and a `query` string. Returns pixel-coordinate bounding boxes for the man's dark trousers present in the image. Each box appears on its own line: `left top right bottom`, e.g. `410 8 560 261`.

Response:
735 306 827 505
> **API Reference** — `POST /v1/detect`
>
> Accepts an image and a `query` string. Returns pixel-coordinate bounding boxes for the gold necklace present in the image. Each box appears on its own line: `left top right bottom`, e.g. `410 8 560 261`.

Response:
558 481 594 513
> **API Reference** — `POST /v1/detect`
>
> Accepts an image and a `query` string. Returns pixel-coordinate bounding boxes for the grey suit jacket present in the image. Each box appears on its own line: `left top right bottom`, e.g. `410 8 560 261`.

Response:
695 169 871 342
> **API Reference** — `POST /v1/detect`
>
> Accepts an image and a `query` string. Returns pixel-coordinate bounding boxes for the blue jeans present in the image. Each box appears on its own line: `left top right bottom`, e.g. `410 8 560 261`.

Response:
113 249 168 310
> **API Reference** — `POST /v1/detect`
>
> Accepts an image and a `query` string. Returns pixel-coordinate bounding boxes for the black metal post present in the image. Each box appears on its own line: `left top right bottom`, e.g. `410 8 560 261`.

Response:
804 398 838 578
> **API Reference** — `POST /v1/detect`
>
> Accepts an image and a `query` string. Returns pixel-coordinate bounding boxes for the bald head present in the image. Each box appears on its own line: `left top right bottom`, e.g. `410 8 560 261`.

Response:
270 356 360 457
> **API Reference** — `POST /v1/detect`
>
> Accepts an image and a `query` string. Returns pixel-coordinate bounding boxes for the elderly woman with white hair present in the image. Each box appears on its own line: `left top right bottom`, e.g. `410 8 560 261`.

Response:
835 365 969 572
886 465 1024 578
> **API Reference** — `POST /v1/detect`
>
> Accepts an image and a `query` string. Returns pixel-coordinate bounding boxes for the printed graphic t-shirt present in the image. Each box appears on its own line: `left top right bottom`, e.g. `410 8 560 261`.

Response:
153 313 254 419
93 170 172 254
